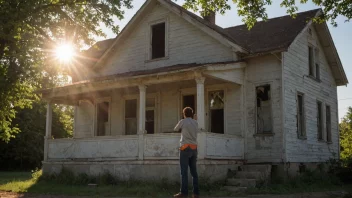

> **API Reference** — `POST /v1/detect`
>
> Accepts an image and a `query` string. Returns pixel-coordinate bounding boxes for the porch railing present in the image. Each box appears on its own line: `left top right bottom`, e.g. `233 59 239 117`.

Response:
47 132 244 161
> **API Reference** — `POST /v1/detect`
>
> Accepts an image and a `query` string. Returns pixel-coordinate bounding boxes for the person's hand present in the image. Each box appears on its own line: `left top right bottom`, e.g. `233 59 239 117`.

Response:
193 114 197 120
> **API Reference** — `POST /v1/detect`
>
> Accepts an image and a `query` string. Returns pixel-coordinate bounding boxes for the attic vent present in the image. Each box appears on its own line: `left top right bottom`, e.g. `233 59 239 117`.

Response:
308 28 312 35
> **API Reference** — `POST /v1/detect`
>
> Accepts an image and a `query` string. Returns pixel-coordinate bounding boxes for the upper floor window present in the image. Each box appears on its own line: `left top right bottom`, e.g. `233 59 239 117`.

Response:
308 45 320 81
151 22 165 59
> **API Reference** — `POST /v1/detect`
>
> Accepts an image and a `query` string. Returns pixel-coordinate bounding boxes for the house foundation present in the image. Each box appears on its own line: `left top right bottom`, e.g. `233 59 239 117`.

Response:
42 160 243 182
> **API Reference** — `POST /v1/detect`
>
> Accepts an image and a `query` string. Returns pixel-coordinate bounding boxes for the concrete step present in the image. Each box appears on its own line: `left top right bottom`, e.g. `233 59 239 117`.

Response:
235 171 264 180
223 186 247 193
227 178 256 187
241 164 271 173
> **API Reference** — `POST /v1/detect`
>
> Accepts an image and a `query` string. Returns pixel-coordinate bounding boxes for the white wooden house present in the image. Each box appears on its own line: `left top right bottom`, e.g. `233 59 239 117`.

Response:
39 0 348 180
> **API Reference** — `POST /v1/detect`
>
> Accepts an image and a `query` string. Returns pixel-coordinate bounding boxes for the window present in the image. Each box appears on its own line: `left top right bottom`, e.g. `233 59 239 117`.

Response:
256 85 272 134
96 101 110 136
308 46 314 76
151 23 165 59
145 98 155 134
326 105 332 142
297 93 305 138
125 99 137 135
308 46 320 81
315 48 320 80
181 94 196 120
208 90 224 134
317 101 323 140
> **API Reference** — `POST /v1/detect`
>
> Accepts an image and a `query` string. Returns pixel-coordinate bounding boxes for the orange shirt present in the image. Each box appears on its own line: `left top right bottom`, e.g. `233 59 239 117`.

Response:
180 144 197 150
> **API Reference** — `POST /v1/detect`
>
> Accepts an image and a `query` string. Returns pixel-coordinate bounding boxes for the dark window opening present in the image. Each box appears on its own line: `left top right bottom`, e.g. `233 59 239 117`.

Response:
97 102 109 136
209 90 224 134
256 85 272 133
316 64 320 80
146 110 155 134
125 99 137 135
145 98 155 134
297 93 305 138
182 95 195 117
151 23 165 59
317 101 323 140
326 105 331 142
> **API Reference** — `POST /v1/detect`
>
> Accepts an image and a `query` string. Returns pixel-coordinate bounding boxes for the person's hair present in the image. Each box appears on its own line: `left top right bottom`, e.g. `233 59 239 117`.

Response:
183 107 193 118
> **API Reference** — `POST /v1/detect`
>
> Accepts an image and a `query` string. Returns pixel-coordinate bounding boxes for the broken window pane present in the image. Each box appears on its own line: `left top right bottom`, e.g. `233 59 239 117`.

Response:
256 85 272 134
209 90 224 134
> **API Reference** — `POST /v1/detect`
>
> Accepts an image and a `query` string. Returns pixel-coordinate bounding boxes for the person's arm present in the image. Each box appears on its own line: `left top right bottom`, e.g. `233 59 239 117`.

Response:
174 120 183 132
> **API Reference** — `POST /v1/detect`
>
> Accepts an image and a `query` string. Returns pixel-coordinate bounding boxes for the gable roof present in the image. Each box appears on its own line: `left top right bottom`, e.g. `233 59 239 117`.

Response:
224 9 320 54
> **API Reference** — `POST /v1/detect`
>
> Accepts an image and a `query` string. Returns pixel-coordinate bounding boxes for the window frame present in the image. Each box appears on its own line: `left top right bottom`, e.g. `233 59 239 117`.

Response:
94 97 111 136
145 97 157 134
207 89 226 134
317 100 324 141
123 96 139 135
146 18 169 61
326 104 332 143
255 83 273 135
296 92 306 139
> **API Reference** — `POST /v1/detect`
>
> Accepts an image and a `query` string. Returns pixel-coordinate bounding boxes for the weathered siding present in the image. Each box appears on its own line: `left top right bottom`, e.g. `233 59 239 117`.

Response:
245 55 283 163
73 82 242 137
92 4 234 78
283 26 338 162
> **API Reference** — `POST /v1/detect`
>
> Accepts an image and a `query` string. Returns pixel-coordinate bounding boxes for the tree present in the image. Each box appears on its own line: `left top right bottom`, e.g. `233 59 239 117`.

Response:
0 0 132 142
183 0 352 28
340 107 352 164
0 101 74 170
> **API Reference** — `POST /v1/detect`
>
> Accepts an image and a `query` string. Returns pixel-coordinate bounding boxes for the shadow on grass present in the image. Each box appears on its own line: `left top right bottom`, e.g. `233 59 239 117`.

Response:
0 171 232 198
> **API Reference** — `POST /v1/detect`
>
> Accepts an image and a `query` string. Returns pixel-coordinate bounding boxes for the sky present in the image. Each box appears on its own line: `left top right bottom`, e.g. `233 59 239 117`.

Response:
101 0 352 121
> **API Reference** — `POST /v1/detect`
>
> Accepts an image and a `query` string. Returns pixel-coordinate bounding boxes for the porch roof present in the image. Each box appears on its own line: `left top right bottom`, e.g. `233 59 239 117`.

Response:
38 61 246 100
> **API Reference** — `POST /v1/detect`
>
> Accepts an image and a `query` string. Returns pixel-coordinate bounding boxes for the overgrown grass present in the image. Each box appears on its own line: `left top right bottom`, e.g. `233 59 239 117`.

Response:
0 170 232 197
247 169 352 195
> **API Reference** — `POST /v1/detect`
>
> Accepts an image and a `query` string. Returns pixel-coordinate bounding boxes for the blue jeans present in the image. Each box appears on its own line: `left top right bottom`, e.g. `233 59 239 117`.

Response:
180 147 199 195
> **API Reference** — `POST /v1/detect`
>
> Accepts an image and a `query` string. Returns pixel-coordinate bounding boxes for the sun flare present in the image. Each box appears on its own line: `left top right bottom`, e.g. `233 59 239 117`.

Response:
56 44 74 62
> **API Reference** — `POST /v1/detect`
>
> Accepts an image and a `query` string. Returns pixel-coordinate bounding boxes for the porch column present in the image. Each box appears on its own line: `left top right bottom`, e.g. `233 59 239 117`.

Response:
138 85 146 160
138 85 146 134
196 77 205 131
44 102 53 161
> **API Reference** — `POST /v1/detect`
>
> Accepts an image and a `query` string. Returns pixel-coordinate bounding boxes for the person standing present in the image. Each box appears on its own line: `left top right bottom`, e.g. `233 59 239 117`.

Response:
173 107 200 198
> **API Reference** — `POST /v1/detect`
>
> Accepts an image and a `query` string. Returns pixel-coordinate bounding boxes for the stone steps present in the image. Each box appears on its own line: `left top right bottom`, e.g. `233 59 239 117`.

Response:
224 164 272 193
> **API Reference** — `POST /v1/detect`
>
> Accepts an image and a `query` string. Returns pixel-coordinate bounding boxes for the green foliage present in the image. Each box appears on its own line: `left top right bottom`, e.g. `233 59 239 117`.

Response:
0 100 73 170
182 0 352 29
0 0 132 142
31 168 42 181
340 107 352 165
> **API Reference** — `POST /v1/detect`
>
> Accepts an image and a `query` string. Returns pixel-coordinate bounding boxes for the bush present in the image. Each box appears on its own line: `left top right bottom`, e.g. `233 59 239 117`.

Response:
31 168 42 181
98 172 118 185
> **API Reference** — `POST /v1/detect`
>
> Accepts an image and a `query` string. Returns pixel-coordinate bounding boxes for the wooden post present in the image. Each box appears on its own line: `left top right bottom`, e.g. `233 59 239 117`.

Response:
44 102 52 162
196 77 205 131
138 85 146 160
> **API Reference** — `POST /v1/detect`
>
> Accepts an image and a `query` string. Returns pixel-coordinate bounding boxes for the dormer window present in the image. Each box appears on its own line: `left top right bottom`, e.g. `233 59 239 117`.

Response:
151 22 165 59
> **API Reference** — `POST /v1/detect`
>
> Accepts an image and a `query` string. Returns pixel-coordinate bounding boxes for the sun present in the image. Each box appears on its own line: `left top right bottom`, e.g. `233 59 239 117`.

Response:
55 43 74 62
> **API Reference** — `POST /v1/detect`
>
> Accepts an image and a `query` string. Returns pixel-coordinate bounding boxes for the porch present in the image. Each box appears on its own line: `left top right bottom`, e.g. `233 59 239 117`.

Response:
40 61 246 165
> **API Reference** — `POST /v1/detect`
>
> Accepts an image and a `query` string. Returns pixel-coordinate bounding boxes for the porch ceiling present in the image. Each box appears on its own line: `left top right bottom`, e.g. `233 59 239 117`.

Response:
37 61 246 101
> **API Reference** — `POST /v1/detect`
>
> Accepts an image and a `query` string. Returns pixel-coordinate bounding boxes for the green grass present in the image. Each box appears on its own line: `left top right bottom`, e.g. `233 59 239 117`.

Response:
0 171 232 197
